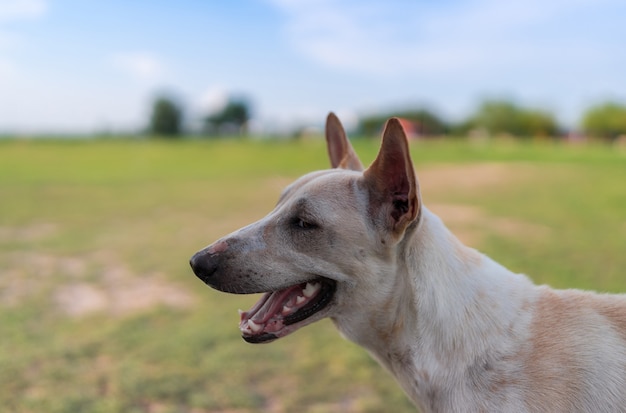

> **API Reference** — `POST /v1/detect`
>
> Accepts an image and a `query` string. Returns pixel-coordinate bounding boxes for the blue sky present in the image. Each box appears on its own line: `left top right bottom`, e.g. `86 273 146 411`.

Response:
1 0 625 133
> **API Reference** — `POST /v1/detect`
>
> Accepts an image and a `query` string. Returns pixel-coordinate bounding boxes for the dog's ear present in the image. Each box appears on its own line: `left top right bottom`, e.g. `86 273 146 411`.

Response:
364 118 420 235
325 112 364 171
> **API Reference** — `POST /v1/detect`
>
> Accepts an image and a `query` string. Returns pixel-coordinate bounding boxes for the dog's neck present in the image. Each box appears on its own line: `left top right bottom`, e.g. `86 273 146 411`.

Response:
338 207 537 411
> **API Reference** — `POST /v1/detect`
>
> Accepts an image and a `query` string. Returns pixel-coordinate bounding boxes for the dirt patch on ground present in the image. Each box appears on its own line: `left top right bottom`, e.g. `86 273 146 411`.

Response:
54 255 194 317
0 223 59 242
0 251 87 307
54 272 193 318
415 163 548 246
418 163 536 194
1 246 194 317
429 202 551 246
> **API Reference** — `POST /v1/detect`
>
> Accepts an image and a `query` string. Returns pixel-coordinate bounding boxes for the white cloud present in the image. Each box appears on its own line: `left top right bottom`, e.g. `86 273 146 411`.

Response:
0 57 16 77
0 57 19 91
262 0 626 128
0 0 47 21
196 86 229 114
0 0 47 88
0 30 18 49
0 0 47 50
267 0 612 77
110 52 165 82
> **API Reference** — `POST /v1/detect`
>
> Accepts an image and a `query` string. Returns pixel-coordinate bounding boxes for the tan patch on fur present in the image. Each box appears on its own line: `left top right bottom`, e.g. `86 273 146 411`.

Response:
578 293 626 344
597 308 626 343
523 290 579 410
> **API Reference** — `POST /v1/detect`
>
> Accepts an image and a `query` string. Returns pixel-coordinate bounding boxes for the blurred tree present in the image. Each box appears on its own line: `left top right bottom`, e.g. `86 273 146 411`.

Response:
205 98 252 136
581 102 626 140
358 108 449 137
396 109 449 135
358 114 388 136
149 96 183 137
466 100 558 138
471 100 520 135
520 109 559 138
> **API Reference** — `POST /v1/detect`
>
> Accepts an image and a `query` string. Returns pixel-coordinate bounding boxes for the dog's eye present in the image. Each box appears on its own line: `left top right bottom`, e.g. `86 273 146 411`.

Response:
294 217 317 230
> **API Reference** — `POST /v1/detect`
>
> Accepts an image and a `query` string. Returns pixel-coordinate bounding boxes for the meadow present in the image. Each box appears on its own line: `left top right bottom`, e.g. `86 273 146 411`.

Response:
0 137 625 413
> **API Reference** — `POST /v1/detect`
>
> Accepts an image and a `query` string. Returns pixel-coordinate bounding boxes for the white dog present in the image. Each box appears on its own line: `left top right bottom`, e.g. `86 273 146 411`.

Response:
190 113 626 412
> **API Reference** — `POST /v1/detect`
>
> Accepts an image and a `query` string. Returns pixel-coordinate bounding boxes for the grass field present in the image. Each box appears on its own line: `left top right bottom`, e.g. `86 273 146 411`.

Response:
1 137 625 413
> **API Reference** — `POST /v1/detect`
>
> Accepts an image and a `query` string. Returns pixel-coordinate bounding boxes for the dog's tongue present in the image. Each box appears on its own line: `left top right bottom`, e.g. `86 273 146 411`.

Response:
239 282 322 335
246 287 299 323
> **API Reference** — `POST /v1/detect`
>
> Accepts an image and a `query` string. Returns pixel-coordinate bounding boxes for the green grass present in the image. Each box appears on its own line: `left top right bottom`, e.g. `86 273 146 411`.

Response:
0 137 625 412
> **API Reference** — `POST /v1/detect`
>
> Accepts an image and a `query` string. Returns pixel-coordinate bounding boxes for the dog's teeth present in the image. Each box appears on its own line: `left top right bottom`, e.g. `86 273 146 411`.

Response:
238 309 244 316
303 282 321 298
248 319 263 333
282 305 293 315
296 295 306 305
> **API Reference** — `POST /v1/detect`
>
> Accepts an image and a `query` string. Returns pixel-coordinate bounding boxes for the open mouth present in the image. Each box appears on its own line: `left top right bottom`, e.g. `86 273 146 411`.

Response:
238 278 336 343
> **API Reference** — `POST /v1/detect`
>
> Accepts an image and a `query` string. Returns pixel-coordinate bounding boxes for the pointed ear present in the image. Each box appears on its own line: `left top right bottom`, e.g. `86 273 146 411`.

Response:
325 112 364 171
364 118 420 235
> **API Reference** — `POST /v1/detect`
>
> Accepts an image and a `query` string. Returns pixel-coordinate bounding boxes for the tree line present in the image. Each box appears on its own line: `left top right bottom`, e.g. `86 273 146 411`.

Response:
148 94 251 137
148 95 626 141
358 101 626 140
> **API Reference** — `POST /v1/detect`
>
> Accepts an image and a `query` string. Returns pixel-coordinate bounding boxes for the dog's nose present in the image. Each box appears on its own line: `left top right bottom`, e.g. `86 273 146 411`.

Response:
189 240 230 280
189 250 219 282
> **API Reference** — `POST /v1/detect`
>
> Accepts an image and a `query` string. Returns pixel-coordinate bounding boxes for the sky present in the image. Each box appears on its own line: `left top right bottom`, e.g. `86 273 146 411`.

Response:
0 0 625 134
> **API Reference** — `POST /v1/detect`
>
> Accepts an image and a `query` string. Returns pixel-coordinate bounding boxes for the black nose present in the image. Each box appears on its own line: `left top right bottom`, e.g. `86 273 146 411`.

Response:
189 250 219 283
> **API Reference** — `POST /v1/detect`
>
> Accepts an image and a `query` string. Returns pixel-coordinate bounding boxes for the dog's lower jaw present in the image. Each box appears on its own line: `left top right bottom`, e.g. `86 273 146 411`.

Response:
242 333 278 344
241 304 335 343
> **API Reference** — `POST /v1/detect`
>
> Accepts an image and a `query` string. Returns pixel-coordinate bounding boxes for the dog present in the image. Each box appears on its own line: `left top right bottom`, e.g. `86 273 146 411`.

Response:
190 113 626 412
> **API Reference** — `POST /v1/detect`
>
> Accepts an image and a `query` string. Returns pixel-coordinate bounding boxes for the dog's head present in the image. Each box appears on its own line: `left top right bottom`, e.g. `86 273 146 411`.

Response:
190 113 422 343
